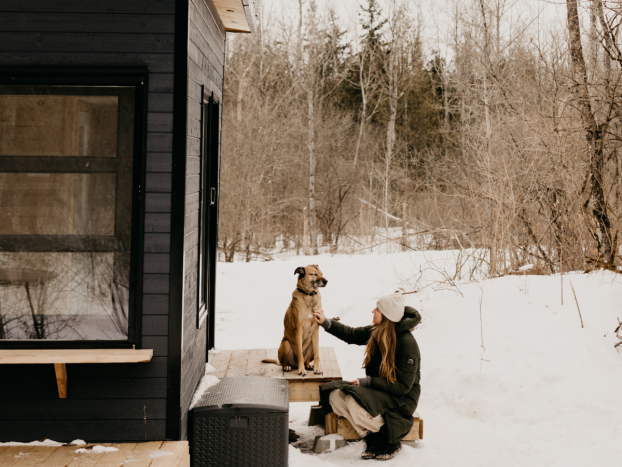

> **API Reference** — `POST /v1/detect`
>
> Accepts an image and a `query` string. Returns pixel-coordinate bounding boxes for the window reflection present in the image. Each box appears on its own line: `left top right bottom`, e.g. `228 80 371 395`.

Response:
0 86 134 341
0 173 116 235
0 96 118 157
0 252 128 340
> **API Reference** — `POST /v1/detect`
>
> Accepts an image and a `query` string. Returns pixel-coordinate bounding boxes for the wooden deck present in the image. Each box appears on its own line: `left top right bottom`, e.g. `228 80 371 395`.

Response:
0 441 189 467
211 347 342 402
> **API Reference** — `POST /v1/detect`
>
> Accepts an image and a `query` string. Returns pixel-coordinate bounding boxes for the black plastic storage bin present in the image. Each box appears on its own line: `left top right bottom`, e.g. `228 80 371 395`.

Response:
191 376 289 467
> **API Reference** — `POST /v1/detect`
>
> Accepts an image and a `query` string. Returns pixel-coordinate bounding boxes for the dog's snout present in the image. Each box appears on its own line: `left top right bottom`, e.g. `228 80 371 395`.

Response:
314 278 328 288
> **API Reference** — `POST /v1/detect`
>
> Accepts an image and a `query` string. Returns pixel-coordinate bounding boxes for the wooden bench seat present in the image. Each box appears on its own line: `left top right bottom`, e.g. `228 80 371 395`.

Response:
0 349 153 398
325 411 424 441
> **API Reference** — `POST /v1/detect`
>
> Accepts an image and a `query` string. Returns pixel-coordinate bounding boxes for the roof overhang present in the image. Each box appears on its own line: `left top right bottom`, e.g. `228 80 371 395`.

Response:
213 0 259 34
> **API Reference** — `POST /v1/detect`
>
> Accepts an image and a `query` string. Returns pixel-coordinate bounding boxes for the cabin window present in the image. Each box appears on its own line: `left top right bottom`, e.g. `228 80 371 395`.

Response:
0 84 139 341
197 92 220 331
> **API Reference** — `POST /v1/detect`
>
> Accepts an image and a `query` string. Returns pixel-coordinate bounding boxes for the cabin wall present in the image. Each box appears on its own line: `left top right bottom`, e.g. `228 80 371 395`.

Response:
0 0 175 442
179 0 225 441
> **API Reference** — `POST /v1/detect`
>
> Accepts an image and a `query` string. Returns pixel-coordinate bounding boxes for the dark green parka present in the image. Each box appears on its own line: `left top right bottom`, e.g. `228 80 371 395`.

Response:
319 306 422 443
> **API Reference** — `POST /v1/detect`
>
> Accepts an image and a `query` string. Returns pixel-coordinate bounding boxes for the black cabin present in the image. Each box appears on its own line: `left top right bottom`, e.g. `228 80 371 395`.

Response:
0 0 258 442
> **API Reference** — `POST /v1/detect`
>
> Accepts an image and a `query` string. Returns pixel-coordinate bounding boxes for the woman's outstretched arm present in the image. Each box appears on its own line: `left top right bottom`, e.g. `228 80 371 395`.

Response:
313 309 372 346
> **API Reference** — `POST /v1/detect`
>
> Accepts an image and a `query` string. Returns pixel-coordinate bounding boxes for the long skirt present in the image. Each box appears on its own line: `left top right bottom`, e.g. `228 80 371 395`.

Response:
329 389 384 436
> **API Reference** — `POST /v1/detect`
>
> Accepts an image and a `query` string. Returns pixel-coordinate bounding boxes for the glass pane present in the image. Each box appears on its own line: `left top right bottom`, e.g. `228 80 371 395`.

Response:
0 173 116 235
0 252 129 340
0 95 118 157
0 84 135 342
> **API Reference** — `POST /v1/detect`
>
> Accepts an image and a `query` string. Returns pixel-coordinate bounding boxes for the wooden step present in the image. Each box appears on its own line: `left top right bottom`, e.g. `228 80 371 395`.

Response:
325 412 423 441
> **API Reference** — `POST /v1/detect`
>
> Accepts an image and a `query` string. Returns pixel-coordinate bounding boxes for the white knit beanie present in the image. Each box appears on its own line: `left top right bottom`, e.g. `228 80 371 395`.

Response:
376 293 405 322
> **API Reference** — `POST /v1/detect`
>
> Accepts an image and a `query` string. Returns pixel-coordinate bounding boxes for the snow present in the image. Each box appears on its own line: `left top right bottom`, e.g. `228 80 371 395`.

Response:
204 362 217 373
75 445 119 453
317 434 346 452
216 251 622 467
190 374 220 410
518 263 534 271
0 439 64 446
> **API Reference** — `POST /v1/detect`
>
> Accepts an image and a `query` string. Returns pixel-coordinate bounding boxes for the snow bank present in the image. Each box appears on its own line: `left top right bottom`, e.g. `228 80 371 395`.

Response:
217 251 622 467
190 374 220 409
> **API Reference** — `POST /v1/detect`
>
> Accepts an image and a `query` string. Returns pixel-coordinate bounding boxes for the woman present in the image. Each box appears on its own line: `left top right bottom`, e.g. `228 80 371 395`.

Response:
313 293 421 461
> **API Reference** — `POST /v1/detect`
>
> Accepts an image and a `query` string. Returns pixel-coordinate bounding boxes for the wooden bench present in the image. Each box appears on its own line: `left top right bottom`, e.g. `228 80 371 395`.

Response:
0 349 153 398
0 441 188 467
325 411 424 441
210 347 342 402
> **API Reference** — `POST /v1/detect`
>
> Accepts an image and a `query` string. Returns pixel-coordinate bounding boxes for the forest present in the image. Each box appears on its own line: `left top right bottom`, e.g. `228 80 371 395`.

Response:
218 0 622 277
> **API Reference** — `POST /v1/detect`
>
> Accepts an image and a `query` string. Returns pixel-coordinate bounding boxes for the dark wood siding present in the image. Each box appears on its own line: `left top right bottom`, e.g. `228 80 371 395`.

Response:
179 0 225 441
0 0 175 442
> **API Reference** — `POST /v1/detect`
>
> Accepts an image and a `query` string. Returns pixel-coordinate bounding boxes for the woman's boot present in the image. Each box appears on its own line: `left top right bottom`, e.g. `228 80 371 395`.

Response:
375 441 402 461
361 432 380 459
373 425 402 461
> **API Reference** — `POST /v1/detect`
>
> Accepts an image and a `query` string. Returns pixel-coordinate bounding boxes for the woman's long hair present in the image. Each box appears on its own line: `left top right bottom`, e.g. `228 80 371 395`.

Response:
363 314 398 383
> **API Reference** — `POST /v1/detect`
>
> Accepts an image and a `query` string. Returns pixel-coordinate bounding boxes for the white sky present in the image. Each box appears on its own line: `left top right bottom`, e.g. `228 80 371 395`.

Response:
255 0 572 61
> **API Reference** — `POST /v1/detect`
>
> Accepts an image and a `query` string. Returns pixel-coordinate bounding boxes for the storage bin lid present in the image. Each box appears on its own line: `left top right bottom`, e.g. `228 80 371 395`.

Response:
192 377 289 411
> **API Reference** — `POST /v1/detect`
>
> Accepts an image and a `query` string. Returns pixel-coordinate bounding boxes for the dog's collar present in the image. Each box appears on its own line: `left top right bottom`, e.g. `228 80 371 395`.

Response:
297 288 317 296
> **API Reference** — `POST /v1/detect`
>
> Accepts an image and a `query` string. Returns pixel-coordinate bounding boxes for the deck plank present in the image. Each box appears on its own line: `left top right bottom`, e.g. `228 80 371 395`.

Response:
225 349 250 377
151 441 188 467
244 349 266 377
125 442 164 467
13 446 57 467
262 348 284 378
0 446 35 467
319 347 341 379
66 444 110 467
210 349 232 379
40 446 78 466
92 443 137 467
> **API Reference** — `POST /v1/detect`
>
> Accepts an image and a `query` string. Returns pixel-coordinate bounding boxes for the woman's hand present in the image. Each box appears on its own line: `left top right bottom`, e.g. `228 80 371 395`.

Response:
313 309 325 324
350 379 360 386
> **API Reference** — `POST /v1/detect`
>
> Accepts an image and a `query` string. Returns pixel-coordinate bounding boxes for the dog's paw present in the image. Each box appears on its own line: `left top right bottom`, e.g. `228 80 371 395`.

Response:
283 366 292 372
314 368 323 375
305 363 314 371
298 368 307 376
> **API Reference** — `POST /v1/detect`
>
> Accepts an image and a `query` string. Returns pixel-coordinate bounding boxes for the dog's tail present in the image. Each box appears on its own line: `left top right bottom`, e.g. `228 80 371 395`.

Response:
261 359 280 365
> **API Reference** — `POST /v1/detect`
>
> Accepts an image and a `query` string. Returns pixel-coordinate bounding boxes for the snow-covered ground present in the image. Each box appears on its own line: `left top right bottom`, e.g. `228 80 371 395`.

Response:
216 251 622 467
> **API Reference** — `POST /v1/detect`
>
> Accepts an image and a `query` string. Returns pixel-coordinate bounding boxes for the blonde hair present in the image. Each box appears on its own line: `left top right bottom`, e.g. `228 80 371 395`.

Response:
363 314 398 384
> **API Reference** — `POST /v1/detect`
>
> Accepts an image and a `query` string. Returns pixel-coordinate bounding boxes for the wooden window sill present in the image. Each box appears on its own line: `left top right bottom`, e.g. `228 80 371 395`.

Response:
0 349 153 398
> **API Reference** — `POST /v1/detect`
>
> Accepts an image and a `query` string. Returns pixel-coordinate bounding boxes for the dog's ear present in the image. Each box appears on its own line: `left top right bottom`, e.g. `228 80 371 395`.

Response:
294 266 306 277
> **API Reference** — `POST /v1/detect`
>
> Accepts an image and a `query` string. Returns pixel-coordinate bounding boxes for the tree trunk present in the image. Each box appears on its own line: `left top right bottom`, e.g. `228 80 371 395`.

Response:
385 52 398 235
401 200 408 252
303 207 311 255
307 87 319 255
566 0 613 263
354 53 368 168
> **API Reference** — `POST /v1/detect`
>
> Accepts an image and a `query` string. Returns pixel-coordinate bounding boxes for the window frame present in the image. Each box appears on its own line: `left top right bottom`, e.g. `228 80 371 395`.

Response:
0 67 148 349
196 90 220 336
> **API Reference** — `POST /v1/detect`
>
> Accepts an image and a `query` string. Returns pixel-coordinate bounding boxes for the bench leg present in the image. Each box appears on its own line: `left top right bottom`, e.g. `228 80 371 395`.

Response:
54 363 67 398
324 412 337 434
308 405 324 426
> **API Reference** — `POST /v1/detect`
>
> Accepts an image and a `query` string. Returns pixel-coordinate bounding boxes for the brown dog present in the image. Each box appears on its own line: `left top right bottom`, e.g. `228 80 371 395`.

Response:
262 265 328 376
